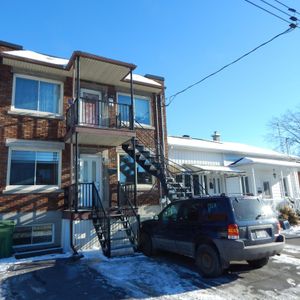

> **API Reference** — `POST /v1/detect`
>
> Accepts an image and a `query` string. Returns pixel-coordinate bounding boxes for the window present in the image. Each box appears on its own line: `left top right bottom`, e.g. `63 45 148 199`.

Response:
119 154 152 185
241 176 250 195
179 202 201 222
9 150 59 186
263 181 271 198
13 224 54 247
117 93 151 125
13 75 62 114
283 178 289 197
161 203 181 222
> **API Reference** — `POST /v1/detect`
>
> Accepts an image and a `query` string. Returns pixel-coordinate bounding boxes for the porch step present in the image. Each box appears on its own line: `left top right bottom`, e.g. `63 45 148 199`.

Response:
111 244 134 251
14 247 63 259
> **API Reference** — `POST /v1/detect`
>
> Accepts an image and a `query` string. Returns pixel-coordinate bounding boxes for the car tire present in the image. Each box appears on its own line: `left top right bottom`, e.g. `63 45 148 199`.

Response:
195 244 223 278
247 257 269 268
139 232 156 257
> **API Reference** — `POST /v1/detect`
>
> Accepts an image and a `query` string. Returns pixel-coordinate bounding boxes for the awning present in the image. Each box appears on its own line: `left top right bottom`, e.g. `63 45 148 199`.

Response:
231 157 300 168
183 164 244 174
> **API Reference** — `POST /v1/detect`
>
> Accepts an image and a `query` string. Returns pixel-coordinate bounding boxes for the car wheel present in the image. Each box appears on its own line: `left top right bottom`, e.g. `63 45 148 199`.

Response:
195 244 223 278
139 232 156 257
247 257 269 268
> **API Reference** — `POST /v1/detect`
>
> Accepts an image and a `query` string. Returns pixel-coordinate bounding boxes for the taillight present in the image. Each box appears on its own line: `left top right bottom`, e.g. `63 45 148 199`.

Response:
228 224 239 240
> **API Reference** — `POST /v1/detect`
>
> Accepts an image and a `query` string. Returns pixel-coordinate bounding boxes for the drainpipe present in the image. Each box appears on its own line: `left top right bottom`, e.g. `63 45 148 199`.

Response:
130 69 137 207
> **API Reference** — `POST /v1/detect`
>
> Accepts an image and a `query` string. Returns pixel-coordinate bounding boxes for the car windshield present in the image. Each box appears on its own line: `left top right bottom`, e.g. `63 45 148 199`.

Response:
230 197 276 221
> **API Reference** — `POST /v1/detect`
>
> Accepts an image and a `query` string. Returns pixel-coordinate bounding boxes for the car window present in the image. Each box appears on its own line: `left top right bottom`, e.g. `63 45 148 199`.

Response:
203 199 228 222
179 202 201 222
161 203 181 222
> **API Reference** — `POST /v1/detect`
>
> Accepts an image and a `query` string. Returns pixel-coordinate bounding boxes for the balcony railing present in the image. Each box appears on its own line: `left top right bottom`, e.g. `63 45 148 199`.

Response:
66 98 133 130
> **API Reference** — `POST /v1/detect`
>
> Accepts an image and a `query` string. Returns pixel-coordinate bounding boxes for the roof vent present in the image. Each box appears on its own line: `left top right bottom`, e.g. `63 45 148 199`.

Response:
212 131 221 142
182 135 191 138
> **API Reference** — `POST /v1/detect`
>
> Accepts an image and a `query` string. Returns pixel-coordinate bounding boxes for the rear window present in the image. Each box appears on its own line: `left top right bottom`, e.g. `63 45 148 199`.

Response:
231 197 276 221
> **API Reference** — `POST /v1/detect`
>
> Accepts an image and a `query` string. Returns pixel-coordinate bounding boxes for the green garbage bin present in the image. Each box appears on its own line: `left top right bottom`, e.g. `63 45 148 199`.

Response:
0 220 15 258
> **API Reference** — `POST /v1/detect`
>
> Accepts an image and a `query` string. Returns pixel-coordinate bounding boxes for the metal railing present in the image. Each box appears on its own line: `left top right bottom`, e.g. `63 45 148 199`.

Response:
117 182 140 247
66 97 133 130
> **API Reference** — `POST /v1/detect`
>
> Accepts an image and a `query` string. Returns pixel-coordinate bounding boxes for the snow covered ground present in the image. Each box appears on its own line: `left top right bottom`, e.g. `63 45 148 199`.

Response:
282 225 300 239
1 229 300 300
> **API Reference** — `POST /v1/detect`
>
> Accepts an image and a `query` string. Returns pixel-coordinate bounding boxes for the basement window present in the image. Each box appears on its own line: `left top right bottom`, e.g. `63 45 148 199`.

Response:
13 224 54 247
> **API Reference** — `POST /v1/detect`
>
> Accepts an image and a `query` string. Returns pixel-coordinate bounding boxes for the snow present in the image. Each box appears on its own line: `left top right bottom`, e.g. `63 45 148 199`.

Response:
3 50 69 66
232 157 300 168
168 136 299 161
124 73 162 87
282 225 300 239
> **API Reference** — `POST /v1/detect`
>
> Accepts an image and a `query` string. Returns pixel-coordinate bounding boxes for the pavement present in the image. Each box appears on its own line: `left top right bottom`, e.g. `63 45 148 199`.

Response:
0 238 300 300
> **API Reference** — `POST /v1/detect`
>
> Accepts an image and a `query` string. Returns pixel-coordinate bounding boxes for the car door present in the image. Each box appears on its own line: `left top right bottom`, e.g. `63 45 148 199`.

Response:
173 201 202 258
152 202 181 252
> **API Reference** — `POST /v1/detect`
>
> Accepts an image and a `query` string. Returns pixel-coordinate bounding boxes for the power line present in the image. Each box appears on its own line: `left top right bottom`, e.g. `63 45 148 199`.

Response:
259 0 294 18
274 0 300 16
243 0 296 25
165 27 294 107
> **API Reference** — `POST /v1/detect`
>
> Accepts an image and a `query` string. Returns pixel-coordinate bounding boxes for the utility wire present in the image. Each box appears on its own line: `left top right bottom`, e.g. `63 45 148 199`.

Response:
274 0 300 15
243 0 296 25
165 27 294 107
259 0 295 18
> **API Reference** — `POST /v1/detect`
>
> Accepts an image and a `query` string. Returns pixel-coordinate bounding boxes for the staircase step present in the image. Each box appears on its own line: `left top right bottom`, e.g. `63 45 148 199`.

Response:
110 244 135 251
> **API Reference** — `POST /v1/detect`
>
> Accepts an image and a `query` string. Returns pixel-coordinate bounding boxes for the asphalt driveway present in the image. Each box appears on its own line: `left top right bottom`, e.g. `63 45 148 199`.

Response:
1 238 299 300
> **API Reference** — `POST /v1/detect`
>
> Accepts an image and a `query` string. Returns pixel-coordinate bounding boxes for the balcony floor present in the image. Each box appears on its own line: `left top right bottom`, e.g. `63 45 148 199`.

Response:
65 125 135 146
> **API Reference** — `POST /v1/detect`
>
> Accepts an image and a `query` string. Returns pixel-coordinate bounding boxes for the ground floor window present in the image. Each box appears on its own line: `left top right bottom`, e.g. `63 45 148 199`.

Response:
9 150 59 185
13 224 54 247
263 181 271 198
119 154 153 185
283 178 289 197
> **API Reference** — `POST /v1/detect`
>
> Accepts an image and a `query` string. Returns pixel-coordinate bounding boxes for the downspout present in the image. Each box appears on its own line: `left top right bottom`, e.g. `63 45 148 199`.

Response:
130 69 138 207
69 55 80 256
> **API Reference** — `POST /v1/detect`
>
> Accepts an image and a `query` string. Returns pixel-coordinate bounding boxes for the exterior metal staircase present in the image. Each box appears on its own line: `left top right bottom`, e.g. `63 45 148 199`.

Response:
121 122 193 202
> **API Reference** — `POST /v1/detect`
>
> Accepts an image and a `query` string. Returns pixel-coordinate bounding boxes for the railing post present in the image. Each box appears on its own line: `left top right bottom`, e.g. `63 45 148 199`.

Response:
117 181 120 207
107 217 111 258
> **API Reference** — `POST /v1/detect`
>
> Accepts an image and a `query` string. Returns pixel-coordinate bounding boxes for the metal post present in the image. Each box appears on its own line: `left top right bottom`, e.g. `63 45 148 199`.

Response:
75 132 79 212
130 70 138 207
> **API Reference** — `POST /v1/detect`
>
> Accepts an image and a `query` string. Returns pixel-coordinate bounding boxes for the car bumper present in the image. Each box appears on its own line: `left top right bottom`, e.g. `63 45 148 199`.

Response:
214 234 285 263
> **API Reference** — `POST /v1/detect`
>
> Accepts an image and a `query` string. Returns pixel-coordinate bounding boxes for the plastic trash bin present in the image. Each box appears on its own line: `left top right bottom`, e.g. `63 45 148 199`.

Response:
0 221 15 258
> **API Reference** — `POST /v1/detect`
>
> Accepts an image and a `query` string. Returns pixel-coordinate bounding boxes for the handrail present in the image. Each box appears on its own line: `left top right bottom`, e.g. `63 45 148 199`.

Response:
117 182 140 246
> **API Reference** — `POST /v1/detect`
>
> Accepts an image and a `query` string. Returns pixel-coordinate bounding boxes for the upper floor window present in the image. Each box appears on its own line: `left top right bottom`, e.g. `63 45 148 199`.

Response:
117 93 151 126
13 75 62 115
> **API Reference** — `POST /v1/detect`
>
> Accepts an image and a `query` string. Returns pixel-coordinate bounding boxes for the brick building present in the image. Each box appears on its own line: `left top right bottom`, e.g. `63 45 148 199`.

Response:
0 40 171 256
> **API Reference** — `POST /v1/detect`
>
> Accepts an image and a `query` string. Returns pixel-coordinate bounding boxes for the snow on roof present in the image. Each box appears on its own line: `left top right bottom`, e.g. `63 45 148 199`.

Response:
185 164 244 174
231 157 300 168
168 136 298 161
124 73 161 87
3 50 69 66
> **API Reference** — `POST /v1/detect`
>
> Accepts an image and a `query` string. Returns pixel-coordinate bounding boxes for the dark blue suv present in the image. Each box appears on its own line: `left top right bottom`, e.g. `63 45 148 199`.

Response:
139 196 285 277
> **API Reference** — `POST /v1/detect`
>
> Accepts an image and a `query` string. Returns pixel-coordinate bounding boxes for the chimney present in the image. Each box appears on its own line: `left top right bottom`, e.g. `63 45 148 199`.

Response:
212 131 221 142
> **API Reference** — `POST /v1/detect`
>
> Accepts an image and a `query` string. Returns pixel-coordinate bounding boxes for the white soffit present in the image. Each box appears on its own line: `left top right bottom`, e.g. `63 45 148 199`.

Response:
232 157 300 168
185 164 244 174
6 138 65 150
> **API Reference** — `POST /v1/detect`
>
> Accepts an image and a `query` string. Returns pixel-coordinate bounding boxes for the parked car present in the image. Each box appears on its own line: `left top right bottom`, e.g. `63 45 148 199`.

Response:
139 196 285 277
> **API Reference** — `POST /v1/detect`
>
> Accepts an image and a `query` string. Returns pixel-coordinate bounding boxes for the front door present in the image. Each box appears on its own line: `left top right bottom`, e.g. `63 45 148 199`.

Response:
79 154 102 207
80 89 102 126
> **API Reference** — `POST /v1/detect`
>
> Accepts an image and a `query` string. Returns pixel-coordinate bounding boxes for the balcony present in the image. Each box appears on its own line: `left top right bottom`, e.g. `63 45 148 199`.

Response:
65 98 135 146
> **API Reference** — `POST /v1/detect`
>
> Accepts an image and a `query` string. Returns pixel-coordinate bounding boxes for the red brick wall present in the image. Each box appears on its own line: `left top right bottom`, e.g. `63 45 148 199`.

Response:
0 64 72 213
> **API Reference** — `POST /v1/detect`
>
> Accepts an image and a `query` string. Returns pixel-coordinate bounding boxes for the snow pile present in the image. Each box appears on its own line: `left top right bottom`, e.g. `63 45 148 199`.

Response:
282 225 300 239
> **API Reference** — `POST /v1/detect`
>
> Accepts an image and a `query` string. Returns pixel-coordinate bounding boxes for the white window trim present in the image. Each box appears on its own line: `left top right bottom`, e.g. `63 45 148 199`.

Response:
5 145 62 194
117 153 154 190
11 73 64 118
117 92 152 127
13 223 55 248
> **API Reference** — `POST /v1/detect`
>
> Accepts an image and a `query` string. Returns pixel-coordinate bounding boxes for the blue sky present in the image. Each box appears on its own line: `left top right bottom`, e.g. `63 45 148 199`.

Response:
1 0 299 150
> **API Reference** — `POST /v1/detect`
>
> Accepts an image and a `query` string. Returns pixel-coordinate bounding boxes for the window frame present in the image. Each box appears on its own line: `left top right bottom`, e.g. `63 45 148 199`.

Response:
6 146 62 193
13 223 55 248
11 73 64 117
117 153 154 189
116 92 152 127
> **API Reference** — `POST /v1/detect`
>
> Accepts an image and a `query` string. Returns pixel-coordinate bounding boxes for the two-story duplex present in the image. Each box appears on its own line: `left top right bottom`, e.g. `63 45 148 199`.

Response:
0 40 178 257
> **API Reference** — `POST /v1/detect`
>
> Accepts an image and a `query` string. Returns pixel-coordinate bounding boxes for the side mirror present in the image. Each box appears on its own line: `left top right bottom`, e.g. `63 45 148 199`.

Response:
153 215 159 221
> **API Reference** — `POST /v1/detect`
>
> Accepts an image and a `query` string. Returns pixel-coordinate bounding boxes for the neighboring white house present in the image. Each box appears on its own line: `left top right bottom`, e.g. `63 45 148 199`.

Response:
168 133 300 209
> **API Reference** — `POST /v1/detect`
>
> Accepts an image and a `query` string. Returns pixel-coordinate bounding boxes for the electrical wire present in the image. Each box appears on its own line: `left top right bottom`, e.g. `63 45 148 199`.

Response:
274 0 300 15
165 27 294 107
243 0 295 25
259 0 295 18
